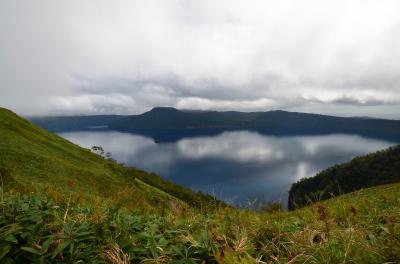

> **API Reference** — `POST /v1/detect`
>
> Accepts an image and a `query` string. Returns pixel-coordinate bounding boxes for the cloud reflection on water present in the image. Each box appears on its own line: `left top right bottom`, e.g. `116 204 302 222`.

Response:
61 131 394 207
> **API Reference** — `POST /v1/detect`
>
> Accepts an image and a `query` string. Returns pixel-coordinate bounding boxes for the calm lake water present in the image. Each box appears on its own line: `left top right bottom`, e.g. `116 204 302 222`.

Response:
60 131 395 207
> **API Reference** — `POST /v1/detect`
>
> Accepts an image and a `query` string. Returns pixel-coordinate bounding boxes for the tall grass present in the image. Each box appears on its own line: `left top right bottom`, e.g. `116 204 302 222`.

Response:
1 182 400 263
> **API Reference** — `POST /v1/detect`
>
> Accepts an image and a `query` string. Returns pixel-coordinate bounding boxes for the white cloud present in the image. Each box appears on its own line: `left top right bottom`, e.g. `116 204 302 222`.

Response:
1 0 400 117
177 131 285 162
176 97 277 111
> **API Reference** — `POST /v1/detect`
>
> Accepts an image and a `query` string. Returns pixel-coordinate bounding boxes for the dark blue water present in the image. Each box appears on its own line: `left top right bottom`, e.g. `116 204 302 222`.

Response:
60 131 394 207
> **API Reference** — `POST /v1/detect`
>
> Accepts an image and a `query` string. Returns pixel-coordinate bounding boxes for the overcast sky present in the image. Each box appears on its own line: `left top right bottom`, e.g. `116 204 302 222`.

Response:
1 0 400 118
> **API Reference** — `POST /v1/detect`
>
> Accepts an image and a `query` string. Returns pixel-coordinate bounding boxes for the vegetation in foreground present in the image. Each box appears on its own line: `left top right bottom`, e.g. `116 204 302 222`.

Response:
1 182 400 263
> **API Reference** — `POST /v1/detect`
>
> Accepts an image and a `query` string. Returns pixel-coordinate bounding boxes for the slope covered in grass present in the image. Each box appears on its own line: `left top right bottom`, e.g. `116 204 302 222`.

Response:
0 107 217 211
289 145 400 209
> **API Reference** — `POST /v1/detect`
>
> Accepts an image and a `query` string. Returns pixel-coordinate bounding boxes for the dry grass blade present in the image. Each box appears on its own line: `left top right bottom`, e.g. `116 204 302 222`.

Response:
103 244 130 264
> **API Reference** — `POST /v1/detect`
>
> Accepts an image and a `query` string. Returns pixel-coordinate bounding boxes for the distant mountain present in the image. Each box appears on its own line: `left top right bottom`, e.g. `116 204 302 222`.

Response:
30 107 400 142
288 145 400 210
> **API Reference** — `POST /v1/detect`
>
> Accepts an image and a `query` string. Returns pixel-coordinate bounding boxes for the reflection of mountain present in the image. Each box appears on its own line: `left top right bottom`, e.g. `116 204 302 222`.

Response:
32 107 400 142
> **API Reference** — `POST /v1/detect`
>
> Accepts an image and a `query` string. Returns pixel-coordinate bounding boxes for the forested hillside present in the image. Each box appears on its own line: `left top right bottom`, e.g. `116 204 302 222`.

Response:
288 145 400 209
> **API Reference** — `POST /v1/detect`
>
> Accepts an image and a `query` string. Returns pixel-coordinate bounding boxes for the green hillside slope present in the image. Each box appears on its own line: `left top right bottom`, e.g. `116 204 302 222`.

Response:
0 107 217 211
288 145 400 209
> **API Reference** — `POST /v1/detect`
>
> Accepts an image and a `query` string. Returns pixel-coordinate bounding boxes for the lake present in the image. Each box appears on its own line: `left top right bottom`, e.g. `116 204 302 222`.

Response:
60 131 395 207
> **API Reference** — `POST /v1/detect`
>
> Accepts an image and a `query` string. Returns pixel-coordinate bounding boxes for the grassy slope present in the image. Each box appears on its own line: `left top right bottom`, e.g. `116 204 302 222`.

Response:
1 182 399 263
265 182 400 263
0 107 215 211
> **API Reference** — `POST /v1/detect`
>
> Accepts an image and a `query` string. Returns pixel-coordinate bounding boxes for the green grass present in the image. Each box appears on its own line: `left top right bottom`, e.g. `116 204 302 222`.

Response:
1 182 399 263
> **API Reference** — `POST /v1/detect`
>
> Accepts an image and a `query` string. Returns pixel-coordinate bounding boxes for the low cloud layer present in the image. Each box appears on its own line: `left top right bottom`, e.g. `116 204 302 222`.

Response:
1 0 400 118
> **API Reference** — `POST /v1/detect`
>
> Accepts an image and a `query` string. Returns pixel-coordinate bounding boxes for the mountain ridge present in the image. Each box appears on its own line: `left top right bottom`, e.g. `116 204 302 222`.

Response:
30 107 400 143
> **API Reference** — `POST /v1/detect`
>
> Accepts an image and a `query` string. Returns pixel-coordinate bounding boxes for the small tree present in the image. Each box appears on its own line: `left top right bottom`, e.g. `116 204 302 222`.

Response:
91 146 105 156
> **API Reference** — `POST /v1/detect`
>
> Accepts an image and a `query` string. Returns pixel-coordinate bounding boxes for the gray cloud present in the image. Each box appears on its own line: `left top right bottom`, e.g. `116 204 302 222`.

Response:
0 0 400 118
330 97 389 106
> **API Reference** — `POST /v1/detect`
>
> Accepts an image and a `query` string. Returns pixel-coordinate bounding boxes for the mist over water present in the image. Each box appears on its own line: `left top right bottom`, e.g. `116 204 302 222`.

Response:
60 131 395 207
